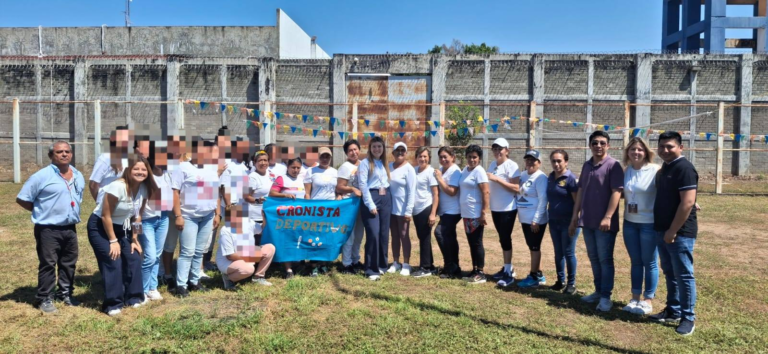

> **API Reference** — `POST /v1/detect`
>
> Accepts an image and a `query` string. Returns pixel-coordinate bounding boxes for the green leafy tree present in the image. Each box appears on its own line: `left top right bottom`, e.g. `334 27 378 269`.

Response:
463 42 500 55
445 102 481 167
428 39 499 55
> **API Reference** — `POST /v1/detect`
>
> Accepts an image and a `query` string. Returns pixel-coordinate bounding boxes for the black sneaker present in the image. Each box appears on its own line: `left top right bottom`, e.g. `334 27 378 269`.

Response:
491 267 507 281
563 284 576 295
676 320 695 336
166 277 177 292
285 270 294 279
341 265 356 274
55 296 80 307
549 281 565 291
412 268 434 278
353 262 365 272
466 270 487 284
187 282 210 292
38 299 58 314
649 307 681 324
174 287 190 298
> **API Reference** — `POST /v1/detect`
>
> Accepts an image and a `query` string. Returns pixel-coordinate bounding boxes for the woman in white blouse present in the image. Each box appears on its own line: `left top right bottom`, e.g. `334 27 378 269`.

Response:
358 136 392 281
245 150 272 240
410 146 439 278
336 140 365 274
387 142 417 276
516 150 550 289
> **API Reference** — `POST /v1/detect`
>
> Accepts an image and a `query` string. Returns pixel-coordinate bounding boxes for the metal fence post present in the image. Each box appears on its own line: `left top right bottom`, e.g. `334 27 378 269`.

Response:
438 101 446 147
529 101 537 149
352 102 358 137
94 99 102 159
177 99 185 130
13 98 21 183
624 101 631 148
716 102 724 194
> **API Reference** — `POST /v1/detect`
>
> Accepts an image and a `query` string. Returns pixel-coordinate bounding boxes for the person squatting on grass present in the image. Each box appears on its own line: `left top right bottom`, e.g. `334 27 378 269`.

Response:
216 204 275 289
387 142 417 276
358 136 392 281
87 155 156 316
546 149 581 295
410 146 440 278
16 141 86 315
485 138 521 287
457 144 491 284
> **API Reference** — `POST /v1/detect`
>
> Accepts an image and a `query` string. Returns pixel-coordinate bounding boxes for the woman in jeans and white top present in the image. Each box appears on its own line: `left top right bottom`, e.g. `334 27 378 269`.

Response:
621 137 659 315
87 155 156 316
432 146 463 279
457 145 490 284
485 138 521 287
387 142 417 276
304 147 338 277
410 146 439 278
269 157 306 279
337 140 365 274
516 150 550 288
358 136 392 281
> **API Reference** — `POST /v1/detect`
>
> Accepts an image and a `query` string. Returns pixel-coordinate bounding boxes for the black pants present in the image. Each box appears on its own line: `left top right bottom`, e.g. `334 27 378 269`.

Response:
34 224 78 304
492 210 517 251
465 219 485 270
522 223 548 251
413 206 434 269
87 214 144 312
434 214 461 272
361 189 392 276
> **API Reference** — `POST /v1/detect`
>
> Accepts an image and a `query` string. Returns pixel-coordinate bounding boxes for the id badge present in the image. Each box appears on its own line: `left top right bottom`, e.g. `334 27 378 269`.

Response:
379 187 386 196
628 202 638 214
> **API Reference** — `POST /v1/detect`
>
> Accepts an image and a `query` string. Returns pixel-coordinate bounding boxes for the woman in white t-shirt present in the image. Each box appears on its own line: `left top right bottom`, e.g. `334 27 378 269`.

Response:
245 150 273 238
336 140 365 274
410 146 439 278
621 137 660 316
516 150 550 289
457 145 490 284
269 157 306 279
433 146 463 279
87 155 157 316
485 138 522 287
387 142 417 276
304 147 338 277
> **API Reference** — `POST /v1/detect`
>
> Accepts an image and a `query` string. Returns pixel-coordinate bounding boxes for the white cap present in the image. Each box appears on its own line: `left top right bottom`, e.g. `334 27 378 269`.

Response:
492 138 509 148
393 142 407 151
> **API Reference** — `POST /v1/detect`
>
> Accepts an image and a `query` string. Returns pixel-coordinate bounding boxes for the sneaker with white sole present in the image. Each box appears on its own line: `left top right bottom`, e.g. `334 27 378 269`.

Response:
466 271 487 284
517 275 540 288
107 309 121 317
252 277 273 286
199 272 212 280
400 263 411 276
676 320 695 336
496 273 515 287
132 296 149 308
596 297 612 312
632 300 653 315
146 290 163 301
368 274 381 281
387 262 401 273
581 292 601 303
622 299 639 313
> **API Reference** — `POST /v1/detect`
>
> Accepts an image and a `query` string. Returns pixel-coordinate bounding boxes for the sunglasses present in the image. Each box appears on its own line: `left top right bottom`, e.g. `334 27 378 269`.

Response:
590 141 608 147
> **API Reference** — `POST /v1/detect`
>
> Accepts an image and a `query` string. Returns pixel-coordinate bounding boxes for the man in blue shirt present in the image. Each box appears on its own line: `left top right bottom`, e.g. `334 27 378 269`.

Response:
16 141 85 314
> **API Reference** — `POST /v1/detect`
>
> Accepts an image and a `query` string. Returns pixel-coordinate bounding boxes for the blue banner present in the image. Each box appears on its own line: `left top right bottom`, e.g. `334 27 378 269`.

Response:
261 197 361 263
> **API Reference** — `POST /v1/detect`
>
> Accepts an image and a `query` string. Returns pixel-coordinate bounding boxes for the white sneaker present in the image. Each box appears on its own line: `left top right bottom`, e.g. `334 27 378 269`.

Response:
581 292 601 303
133 296 149 308
399 263 411 276
368 274 381 281
622 299 639 313
252 277 273 286
596 297 612 312
632 300 653 315
107 309 121 317
387 262 401 274
146 290 163 301
199 272 212 280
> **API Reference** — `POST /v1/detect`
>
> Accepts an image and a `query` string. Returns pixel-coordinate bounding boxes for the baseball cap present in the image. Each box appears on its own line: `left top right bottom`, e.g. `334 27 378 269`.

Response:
318 147 332 157
393 142 407 151
492 138 509 148
524 149 541 161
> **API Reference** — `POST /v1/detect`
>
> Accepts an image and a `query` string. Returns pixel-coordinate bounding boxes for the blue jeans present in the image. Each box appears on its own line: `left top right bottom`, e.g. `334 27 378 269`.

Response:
139 212 170 293
657 232 697 322
582 228 617 299
176 212 215 289
623 220 658 299
549 219 580 286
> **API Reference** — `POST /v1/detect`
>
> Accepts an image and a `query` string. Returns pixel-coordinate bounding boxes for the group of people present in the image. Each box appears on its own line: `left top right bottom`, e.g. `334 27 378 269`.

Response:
16 125 699 336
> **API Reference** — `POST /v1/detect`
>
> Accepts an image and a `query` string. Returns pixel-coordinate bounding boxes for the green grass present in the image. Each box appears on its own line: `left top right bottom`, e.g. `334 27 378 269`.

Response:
0 183 767 353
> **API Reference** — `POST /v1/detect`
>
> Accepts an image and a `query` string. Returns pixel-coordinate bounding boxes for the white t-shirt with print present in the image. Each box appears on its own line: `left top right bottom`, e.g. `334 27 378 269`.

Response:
248 171 273 222
389 162 417 216
517 170 548 225
459 166 489 219
414 165 438 215
143 172 173 219
306 166 338 201
438 164 462 216
171 161 220 218
267 163 287 182
488 159 521 212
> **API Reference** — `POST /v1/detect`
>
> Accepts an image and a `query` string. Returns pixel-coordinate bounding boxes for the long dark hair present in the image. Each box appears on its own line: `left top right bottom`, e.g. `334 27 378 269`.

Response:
121 154 159 201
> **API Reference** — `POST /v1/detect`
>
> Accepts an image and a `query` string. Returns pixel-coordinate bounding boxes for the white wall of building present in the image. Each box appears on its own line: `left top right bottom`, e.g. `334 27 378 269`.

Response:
278 9 331 59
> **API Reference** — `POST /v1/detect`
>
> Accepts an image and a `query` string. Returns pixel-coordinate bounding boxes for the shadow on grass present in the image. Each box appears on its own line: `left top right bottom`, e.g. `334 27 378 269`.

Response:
0 275 102 310
328 274 651 354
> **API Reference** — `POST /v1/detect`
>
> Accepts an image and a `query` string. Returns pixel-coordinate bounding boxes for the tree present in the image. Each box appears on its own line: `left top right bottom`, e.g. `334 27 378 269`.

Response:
463 43 500 55
428 39 499 55
445 101 481 167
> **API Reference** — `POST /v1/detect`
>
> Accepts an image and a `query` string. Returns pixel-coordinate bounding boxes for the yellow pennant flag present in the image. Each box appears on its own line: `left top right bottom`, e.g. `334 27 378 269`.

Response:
352 132 358 139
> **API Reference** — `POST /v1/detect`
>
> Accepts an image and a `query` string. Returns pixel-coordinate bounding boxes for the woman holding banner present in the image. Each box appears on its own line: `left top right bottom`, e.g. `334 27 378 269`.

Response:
270 157 306 279
410 146 439 278
358 136 392 281
433 147 462 279
304 147 338 277
387 142 416 276
337 140 365 274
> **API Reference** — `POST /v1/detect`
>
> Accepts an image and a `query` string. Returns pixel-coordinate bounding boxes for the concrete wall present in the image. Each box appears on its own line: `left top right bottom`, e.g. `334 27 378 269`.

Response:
277 10 330 59
2 53 768 180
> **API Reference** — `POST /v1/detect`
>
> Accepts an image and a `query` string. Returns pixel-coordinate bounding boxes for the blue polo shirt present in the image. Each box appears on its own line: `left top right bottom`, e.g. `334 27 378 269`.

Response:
546 170 579 221
17 164 85 226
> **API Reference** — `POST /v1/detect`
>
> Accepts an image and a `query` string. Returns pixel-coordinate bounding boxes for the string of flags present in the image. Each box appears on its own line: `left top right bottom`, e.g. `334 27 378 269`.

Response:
183 99 768 143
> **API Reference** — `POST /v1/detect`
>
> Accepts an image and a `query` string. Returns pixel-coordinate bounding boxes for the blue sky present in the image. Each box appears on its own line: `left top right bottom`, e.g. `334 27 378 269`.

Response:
0 0 758 54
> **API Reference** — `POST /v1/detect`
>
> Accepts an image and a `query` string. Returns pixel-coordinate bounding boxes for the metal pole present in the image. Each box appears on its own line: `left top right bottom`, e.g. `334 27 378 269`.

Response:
13 98 21 183
716 102 724 194
624 101 631 148
94 100 102 159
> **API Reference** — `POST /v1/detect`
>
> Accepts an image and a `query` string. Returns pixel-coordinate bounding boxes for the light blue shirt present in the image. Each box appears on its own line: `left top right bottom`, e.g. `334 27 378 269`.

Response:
17 164 85 226
358 158 390 211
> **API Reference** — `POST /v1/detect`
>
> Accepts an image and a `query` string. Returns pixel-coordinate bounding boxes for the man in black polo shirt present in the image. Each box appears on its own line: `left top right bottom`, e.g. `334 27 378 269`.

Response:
649 132 698 336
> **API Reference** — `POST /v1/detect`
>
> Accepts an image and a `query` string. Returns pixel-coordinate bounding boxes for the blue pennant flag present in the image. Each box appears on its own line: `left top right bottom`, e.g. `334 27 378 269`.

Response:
398 132 405 138
303 115 309 123
491 124 499 132
261 123 269 130
199 102 208 110
433 121 440 128
220 104 226 112
399 120 406 128
291 126 297 133
338 132 345 139
735 134 742 140
330 117 336 125
275 112 282 119
765 135 768 143
364 119 370 127
430 130 437 137
632 128 640 137
512 116 519 120
706 133 713 140
312 129 319 138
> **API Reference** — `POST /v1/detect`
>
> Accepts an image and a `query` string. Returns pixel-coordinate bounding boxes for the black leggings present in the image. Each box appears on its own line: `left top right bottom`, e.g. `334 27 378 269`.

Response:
465 219 485 270
413 206 434 268
522 223 548 252
492 210 517 251
434 214 461 271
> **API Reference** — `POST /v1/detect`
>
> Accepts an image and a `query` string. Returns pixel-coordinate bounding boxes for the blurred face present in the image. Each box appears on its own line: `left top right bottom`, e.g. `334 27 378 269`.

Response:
627 142 646 165
370 142 384 159
129 161 149 184
136 141 150 158
438 151 454 167
590 136 609 158
346 144 360 163
524 157 540 174
287 161 302 178
492 145 508 161
416 150 430 167
234 140 250 158
466 152 480 169
550 153 567 174
153 146 168 170
111 129 130 154
50 143 72 166
255 154 269 174
393 147 407 163
658 138 682 163
319 153 332 168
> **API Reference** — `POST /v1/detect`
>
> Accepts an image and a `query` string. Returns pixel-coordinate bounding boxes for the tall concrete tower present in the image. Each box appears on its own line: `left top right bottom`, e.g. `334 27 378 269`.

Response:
662 0 768 53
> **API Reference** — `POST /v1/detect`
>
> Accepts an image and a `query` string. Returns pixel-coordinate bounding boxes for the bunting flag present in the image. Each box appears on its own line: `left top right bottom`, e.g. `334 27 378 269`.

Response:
302 115 309 123
491 124 499 132
398 132 405 138
765 135 768 143
245 120 252 128
312 129 319 138
330 117 336 125
430 130 437 137
291 126 297 133
261 123 269 130
399 120 406 128
199 101 208 110
379 121 385 128
275 112 282 120
352 132 358 139
365 119 371 127
433 121 441 128
338 132 345 140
